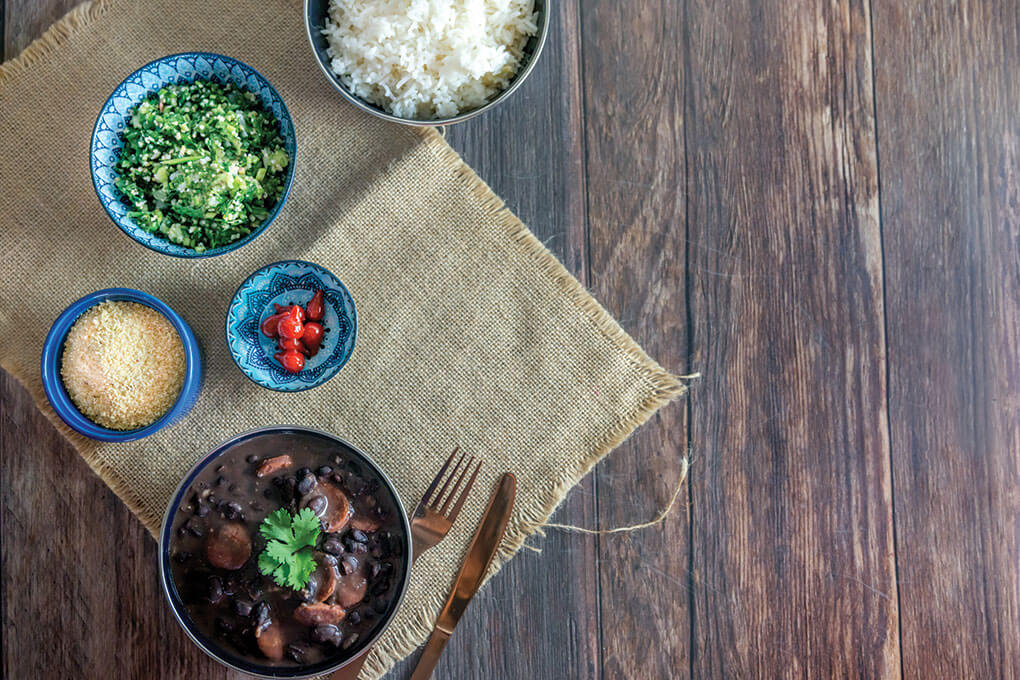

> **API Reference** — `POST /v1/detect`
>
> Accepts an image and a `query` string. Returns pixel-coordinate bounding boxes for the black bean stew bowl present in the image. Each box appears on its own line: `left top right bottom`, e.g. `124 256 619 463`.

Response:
159 426 412 678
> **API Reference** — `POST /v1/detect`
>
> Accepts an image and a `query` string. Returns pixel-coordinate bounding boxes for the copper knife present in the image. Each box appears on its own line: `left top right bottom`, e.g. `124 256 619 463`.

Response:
409 472 517 680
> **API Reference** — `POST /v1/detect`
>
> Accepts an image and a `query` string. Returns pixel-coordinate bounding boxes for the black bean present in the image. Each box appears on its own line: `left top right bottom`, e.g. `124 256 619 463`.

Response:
228 484 240 495
341 633 360 650
223 501 243 520
296 467 311 479
323 538 344 556
195 503 210 517
263 488 275 499
215 616 235 634
246 454 259 463
272 476 286 487
208 494 218 505
311 624 342 646
177 526 186 537
306 495 327 515
216 465 225 473
297 474 316 496
332 454 342 465
173 551 192 564
340 556 358 575
185 518 204 537
370 562 382 579
347 611 361 626
330 472 344 484
252 602 271 632
350 529 368 543
233 600 253 617
206 576 224 604
317 465 333 477
216 476 228 486
196 480 209 490
346 540 367 555
346 475 365 494
286 643 309 664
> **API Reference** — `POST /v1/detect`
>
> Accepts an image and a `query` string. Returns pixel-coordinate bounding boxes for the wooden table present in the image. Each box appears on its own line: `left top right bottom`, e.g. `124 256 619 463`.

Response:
3 1 1017 678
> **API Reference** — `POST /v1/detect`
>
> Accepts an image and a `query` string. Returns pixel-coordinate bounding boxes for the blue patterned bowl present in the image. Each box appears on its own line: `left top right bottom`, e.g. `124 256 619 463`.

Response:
90 52 297 258
226 261 357 391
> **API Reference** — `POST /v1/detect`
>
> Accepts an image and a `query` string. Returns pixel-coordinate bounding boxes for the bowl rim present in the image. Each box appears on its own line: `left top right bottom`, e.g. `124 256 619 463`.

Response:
158 425 414 678
89 51 298 258
40 288 202 442
225 259 358 392
303 0 551 126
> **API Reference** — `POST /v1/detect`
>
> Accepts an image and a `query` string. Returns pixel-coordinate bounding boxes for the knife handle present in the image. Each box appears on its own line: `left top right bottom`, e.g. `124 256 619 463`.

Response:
408 627 453 680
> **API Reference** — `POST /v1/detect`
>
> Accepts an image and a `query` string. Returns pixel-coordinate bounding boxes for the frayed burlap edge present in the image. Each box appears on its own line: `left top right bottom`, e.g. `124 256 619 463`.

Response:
0 3 691 679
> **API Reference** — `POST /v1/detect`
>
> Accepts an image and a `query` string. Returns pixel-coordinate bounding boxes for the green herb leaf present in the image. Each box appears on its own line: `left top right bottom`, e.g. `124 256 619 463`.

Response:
256 508 321 590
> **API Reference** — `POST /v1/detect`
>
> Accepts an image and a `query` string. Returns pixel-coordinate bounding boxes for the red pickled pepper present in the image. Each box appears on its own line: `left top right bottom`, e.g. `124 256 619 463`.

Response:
277 306 304 339
306 290 324 321
259 289 327 373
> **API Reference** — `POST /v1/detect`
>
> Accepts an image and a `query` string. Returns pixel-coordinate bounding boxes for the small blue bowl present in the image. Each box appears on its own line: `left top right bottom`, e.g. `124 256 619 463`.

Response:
41 289 203 442
226 260 357 392
90 52 297 258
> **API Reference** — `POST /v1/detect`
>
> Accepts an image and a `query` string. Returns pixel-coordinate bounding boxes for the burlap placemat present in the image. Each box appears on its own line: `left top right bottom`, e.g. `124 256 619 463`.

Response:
0 1 685 676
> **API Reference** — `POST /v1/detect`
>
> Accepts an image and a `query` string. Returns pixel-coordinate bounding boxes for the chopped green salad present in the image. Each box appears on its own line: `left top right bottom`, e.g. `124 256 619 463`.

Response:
114 80 290 252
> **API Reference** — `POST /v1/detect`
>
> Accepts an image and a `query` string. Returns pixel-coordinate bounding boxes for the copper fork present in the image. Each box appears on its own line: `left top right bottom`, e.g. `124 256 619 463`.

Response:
411 447 482 562
331 448 480 680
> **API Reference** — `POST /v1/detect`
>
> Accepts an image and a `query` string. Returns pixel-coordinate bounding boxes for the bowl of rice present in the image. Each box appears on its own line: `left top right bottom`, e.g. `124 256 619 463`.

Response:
304 0 550 125
41 289 202 442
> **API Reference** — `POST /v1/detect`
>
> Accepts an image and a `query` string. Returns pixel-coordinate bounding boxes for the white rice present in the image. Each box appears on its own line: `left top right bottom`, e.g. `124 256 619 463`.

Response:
322 0 539 120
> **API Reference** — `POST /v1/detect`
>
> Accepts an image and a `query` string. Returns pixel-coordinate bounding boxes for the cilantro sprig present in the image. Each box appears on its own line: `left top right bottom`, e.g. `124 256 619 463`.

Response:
257 507 321 590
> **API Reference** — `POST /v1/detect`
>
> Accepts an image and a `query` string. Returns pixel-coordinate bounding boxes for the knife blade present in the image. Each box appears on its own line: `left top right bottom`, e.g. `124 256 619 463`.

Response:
409 472 517 680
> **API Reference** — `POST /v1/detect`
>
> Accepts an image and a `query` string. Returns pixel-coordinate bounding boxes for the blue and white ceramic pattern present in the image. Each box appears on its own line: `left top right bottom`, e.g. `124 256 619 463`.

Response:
226 261 357 391
89 52 297 258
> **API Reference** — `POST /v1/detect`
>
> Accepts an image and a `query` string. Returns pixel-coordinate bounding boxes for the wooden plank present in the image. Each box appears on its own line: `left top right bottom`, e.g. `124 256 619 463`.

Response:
871 1 1020 677
2 0 77 58
579 1 691 678
683 0 900 676
410 1 600 678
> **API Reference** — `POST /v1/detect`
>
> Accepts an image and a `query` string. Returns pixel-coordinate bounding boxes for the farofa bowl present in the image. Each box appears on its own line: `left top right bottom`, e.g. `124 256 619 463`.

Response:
41 288 202 442
90 53 297 258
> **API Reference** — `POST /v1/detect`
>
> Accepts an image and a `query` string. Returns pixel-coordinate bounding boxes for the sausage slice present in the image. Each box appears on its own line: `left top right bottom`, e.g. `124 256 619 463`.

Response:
256 454 293 477
205 522 252 570
294 602 347 626
300 481 352 534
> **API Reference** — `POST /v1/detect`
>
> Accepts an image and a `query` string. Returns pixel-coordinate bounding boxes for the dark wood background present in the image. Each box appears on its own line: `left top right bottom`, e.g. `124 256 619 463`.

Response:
2 0 1018 678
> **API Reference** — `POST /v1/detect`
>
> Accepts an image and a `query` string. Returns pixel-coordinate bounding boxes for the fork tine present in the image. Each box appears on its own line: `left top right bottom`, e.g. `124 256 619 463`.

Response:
420 447 458 509
438 455 474 515
445 459 481 524
431 450 466 510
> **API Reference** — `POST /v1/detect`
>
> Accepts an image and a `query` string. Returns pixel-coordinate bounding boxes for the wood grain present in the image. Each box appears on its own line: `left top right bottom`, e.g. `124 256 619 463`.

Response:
580 0 691 678
683 0 900 676
872 1 1020 677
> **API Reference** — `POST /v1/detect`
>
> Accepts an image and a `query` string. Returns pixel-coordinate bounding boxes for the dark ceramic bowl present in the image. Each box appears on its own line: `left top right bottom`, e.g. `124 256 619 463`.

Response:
304 0 551 125
159 426 412 678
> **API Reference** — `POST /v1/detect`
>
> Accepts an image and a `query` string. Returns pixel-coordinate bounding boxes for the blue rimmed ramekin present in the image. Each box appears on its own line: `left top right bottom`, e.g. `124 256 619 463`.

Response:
90 52 297 258
41 288 202 442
